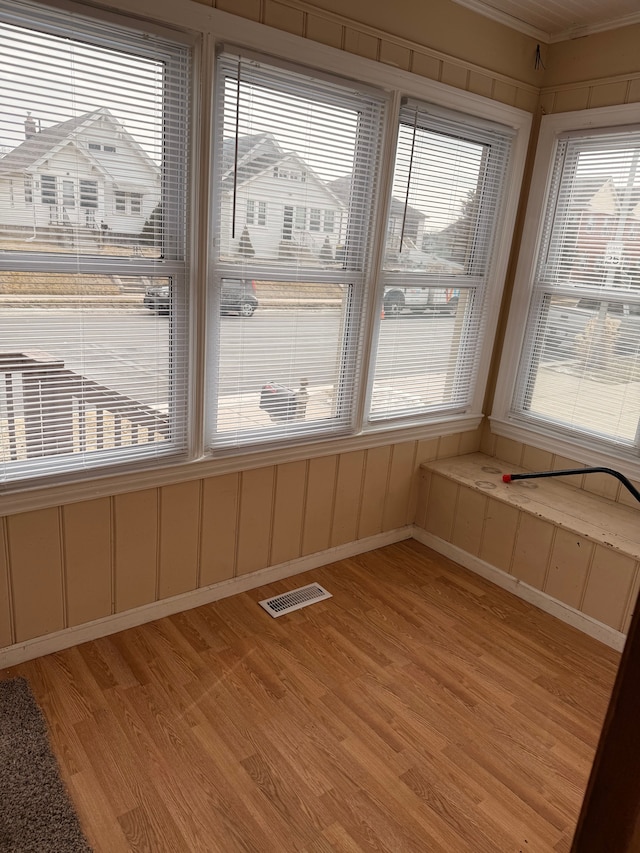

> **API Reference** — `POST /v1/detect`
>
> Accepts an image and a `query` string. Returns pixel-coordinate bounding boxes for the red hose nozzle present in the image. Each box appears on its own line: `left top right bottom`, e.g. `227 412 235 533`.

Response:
502 474 512 483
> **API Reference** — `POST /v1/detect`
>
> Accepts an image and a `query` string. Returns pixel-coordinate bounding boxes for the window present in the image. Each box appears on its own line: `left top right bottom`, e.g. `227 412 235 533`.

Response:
246 199 266 226
503 118 640 456
62 179 75 207
79 180 98 208
0 0 528 493
323 210 335 233
369 100 513 423
294 206 306 229
209 50 384 449
0 0 190 487
41 175 56 204
114 190 142 214
309 208 321 231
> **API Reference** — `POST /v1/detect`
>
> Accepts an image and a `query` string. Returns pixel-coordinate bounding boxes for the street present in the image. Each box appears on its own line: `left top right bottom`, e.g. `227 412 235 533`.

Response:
0 305 457 408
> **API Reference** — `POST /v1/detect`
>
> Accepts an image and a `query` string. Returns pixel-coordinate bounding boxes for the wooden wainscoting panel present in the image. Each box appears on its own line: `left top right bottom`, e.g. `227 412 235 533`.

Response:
302 455 337 558
331 450 365 548
271 460 307 567
0 540 619 853
158 481 201 599
113 490 158 613
236 466 275 576
0 520 12 648
358 445 391 539
200 473 239 586
7 507 64 642
63 498 112 627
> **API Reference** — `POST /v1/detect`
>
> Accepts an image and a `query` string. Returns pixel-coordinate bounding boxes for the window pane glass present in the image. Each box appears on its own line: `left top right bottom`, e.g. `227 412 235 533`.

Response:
210 53 384 449
513 127 640 449
212 280 355 443
214 55 381 274
0 275 182 479
517 294 640 444
384 125 488 275
371 289 474 417
0 18 167 258
372 103 512 422
0 2 190 486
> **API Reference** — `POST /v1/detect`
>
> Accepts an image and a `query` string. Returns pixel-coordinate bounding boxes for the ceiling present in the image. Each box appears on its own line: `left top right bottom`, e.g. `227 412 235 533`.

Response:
451 0 640 42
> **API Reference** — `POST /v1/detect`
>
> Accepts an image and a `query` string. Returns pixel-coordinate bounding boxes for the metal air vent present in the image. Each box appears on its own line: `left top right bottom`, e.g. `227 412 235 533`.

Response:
259 582 332 617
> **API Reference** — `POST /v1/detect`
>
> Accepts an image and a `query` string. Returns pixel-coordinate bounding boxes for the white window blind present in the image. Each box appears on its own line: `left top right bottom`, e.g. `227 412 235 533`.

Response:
208 51 385 449
0 0 190 485
369 101 512 422
512 127 640 450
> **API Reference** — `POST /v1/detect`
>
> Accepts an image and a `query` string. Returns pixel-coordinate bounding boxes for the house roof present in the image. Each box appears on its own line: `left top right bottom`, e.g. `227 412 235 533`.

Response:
0 112 99 175
220 133 285 189
220 132 345 209
0 108 159 179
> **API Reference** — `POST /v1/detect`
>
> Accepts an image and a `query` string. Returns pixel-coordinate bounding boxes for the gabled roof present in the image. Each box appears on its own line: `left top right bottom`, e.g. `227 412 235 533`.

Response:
220 133 285 189
0 108 158 179
220 132 345 209
0 112 98 175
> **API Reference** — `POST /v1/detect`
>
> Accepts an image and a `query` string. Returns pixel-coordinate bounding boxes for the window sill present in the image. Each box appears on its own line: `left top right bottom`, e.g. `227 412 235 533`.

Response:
0 413 482 517
489 414 640 486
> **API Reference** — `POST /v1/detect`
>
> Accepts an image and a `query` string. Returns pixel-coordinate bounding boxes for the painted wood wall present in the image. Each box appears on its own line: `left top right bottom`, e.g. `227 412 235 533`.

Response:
0 430 481 651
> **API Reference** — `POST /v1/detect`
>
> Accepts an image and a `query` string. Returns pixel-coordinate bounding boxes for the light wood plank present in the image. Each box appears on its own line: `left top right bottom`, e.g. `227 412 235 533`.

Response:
0 519 12 648
358 445 391 539
237 466 275 576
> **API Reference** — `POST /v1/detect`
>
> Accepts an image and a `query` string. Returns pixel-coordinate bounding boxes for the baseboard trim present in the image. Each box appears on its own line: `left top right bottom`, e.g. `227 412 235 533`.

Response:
412 528 627 652
0 527 413 668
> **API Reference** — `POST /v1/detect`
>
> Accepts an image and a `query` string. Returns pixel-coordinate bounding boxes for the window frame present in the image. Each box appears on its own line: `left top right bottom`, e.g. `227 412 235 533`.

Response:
493 103 640 478
365 99 516 428
0 0 531 509
0 0 194 491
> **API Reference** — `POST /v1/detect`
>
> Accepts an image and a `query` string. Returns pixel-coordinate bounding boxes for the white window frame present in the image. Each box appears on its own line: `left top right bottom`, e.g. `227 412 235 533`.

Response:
493 103 640 477
0 0 531 511
366 99 516 428
0 0 193 492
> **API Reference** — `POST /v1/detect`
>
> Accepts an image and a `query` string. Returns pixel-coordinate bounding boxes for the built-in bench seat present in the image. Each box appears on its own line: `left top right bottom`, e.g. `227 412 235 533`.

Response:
415 452 640 649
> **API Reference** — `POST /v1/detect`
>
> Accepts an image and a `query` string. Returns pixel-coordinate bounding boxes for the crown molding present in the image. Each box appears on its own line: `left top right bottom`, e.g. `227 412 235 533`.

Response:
451 0 640 44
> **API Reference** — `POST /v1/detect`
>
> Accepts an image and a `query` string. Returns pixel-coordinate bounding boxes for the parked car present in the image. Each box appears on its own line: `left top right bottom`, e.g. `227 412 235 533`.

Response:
383 285 459 317
545 296 640 356
144 278 259 316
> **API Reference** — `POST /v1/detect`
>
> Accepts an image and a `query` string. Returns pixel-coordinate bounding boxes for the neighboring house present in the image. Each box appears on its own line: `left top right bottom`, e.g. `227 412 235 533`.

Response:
566 178 640 287
218 133 346 262
330 174 427 258
0 108 160 243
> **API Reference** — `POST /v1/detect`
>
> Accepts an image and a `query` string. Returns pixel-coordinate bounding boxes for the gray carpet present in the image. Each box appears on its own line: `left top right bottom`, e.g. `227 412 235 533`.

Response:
0 677 92 852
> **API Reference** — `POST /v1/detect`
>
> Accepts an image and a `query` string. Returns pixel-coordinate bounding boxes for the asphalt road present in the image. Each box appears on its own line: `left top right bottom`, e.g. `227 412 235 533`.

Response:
0 306 456 407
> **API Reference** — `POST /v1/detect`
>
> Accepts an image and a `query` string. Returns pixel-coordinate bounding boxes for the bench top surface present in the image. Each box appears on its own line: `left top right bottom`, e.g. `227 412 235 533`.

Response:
422 453 640 559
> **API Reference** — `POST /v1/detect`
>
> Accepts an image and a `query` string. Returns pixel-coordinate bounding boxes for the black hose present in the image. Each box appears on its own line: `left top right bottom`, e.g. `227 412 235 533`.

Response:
502 466 640 505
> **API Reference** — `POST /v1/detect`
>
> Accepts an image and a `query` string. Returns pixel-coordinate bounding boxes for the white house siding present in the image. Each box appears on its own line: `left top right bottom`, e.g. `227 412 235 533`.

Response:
220 168 346 263
0 114 160 241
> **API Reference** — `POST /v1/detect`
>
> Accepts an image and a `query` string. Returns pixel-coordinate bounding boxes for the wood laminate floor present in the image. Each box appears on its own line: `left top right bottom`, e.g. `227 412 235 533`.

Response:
1 540 621 852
